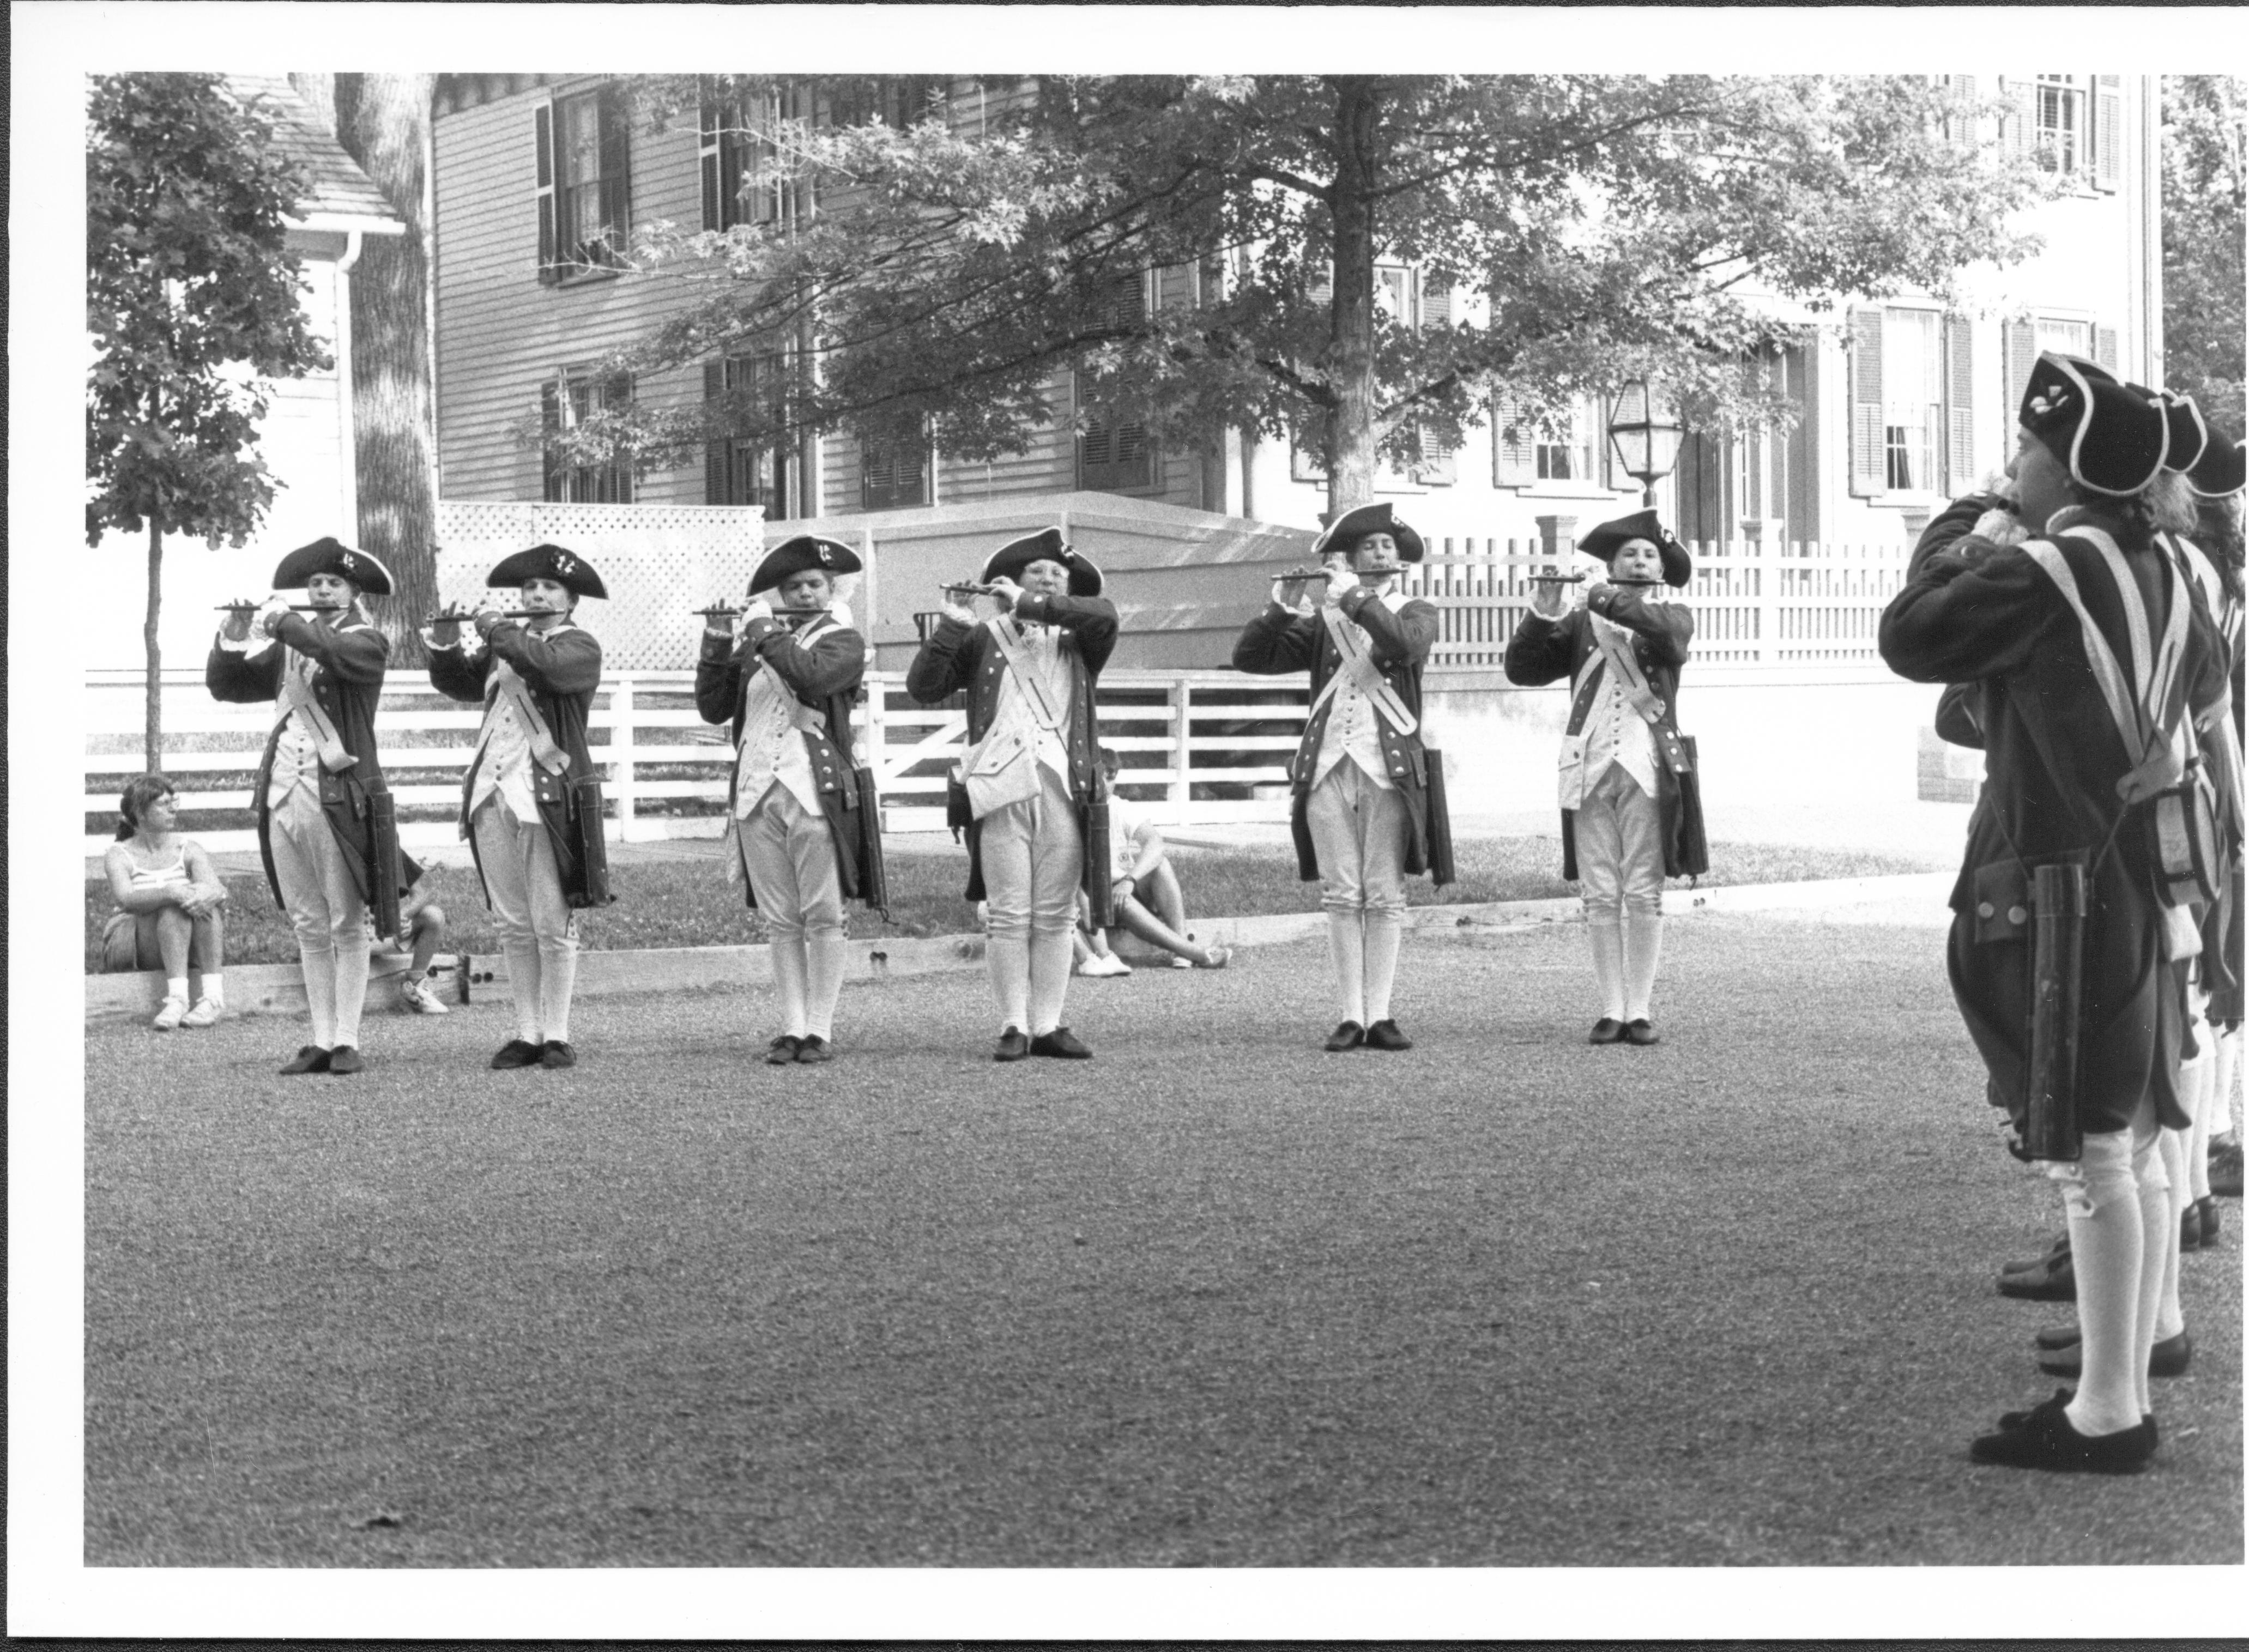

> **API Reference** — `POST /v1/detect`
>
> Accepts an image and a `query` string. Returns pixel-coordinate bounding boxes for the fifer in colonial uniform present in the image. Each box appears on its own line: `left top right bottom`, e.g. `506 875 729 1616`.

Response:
1232 503 1452 1052
695 534 887 1065
428 543 612 1070
207 536 408 1074
1503 508 1705 1045
908 528 1117 1061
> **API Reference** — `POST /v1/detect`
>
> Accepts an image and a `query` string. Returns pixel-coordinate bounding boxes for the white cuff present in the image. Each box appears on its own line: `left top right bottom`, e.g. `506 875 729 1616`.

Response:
216 630 279 656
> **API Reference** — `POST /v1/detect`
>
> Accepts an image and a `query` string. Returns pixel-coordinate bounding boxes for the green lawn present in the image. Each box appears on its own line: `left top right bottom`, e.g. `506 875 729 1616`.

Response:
85 837 1942 970
82 917 2242 1566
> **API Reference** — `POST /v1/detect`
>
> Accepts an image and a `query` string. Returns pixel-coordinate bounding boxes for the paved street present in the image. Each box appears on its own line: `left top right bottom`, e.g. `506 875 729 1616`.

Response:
84 911 2240 1566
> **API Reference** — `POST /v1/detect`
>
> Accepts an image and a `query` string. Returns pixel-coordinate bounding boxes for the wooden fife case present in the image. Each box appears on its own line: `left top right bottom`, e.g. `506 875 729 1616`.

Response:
2023 861 2088 1163
367 792 403 942
570 774 614 907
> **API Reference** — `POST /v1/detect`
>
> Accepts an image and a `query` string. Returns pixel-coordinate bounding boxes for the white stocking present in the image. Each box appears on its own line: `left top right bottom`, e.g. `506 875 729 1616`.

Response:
1326 910 1367 1027
1363 911 1404 1025
538 932 577 1045
2132 1130 2172 1419
2059 1128 2153 1438
770 933 810 1039
299 945 338 1049
504 940 543 1043
987 933 1030 1034
1027 925 1074 1036
1623 913 1664 1022
1588 918 1625 1022
331 936 370 1048
2154 1127 2188 1342
805 929 848 1042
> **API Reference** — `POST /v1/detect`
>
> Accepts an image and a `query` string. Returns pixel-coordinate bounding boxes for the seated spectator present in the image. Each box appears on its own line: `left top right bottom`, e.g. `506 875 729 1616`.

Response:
101 773 228 1029
1098 748 1229 970
1073 887 1131 977
377 864 451 1014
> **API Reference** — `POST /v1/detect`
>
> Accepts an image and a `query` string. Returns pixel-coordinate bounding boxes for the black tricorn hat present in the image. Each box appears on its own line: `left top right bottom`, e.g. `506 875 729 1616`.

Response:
271 536 394 595
2155 389 2210 477
750 534 861 595
983 527 1103 596
487 543 607 600
2188 430 2246 500
2020 353 2168 497
1577 508 1692 588
1311 501 1425 564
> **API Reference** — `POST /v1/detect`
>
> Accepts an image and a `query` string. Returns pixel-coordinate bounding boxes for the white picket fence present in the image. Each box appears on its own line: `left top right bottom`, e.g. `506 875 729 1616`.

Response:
1399 537 1908 669
82 669 1313 855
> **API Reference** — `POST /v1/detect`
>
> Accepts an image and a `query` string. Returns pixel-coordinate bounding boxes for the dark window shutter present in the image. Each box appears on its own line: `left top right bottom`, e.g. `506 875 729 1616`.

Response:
1418 278 1455 485
534 103 558 283
1847 306 1885 497
704 361 730 504
541 382 563 501
1491 394 1535 487
597 87 631 262
2094 76 2123 192
1290 423 1329 484
1945 312 1975 493
2094 324 2119 373
699 83 722 232
1080 414 1151 491
751 90 781 225
2001 75 2035 159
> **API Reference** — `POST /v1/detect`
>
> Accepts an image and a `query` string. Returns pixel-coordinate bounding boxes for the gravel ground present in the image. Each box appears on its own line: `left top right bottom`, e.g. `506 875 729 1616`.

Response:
84 915 2241 1567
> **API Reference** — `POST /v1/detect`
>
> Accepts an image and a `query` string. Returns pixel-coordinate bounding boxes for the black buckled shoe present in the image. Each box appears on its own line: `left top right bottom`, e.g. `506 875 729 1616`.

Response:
279 1045 331 1075
2001 1232 2071 1276
2033 1322 2081 1352
1030 1027 1092 1059
539 1040 577 1069
1997 1251 2075 1301
994 1027 1031 1063
2208 1137 2242 1198
2036 1329 2191 1380
1970 1391 2157 1473
1588 1018 1628 1045
1365 1019 1413 1051
490 1038 545 1070
2195 1194 2220 1247
1623 1019 1660 1046
766 1035 803 1066
326 1045 365 1075
794 1035 832 1064
1323 1020 1365 1053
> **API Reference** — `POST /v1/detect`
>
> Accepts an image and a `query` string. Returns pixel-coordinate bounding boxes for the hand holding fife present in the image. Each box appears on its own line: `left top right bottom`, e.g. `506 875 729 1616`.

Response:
1269 576 1316 616
1529 574 1571 619
256 596 293 638
472 600 509 639
742 597 775 625
221 601 257 643
983 575 1024 613
430 604 467 648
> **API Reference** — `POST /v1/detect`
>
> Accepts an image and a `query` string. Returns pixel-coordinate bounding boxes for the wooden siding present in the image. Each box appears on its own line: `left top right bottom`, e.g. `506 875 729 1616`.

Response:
433 75 706 504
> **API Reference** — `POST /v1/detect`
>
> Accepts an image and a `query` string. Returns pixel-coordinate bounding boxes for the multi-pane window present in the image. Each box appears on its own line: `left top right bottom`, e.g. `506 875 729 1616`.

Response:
704 354 800 518
542 374 634 503
2036 316 2091 358
1534 401 1598 482
861 433 929 510
2035 75 2087 177
535 88 630 279
1881 308 1943 492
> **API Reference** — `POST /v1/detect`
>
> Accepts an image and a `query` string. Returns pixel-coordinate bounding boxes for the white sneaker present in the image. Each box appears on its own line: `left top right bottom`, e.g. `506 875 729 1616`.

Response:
1170 953 1195 969
152 996 188 1031
180 997 223 1028
400 976 451 1015
1077 953 1132 978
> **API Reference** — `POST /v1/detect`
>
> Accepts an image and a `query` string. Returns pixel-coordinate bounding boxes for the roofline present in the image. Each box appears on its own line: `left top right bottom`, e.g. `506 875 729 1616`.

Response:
290 211 407 234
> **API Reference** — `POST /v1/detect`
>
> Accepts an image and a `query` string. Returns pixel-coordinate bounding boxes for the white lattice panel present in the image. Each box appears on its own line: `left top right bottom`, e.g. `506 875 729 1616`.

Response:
435 501 767 670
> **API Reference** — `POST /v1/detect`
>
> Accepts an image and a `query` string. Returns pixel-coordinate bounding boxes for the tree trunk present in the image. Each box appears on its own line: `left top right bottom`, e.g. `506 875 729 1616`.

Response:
1326 78 1383 517
144 517 164 774
332 74 440 665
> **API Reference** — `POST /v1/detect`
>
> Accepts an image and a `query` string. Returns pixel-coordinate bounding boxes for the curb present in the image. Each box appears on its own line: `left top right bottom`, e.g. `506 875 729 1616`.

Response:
84 873 1952 1023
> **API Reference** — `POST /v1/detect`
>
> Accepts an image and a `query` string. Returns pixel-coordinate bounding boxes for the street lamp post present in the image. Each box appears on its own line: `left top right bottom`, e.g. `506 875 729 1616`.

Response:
1606 380 1686 508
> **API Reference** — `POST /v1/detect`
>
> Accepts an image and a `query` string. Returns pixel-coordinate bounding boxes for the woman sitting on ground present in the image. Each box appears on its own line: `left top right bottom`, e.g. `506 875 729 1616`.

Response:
1079 749 1229 972
101 773 228 1028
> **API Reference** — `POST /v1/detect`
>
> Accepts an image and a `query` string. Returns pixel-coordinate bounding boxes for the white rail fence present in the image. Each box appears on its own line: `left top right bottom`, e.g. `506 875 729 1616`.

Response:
83 670 1313 855
1400 537 1908 669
